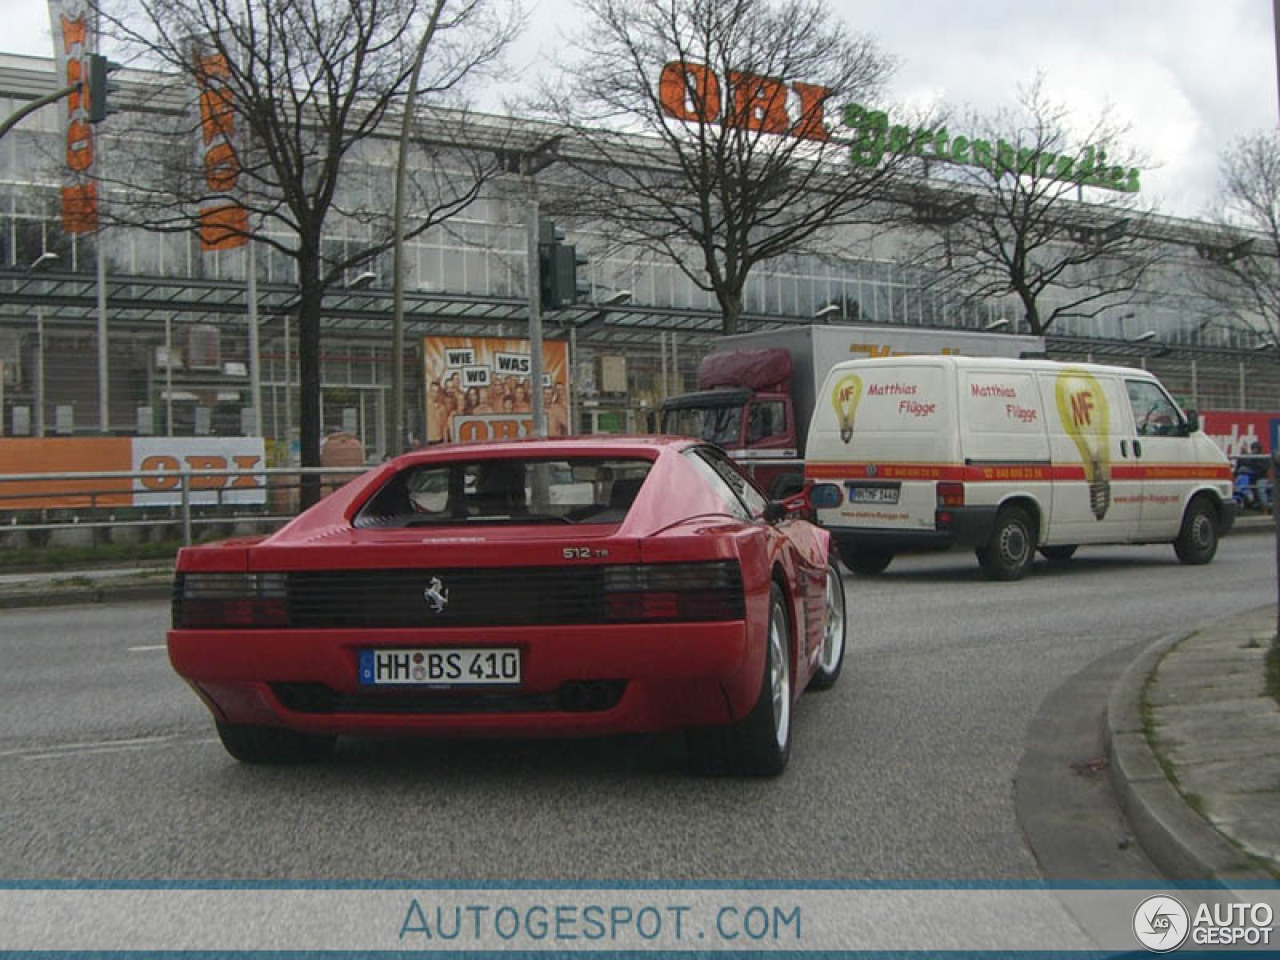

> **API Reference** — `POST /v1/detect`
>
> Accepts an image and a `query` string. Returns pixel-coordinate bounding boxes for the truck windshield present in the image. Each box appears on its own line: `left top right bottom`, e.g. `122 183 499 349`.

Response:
663 406 743 446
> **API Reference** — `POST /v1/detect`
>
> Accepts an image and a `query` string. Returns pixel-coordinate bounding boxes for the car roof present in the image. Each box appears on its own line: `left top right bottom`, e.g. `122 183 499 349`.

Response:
392 434 700 465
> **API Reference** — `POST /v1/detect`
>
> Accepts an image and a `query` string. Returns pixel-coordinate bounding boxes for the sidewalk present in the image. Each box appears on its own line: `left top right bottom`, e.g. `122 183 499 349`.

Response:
1107 601 1280 881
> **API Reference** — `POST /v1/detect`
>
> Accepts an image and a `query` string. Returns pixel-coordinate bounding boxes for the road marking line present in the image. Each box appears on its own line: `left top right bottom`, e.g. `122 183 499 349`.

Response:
128 644 168 652
0 735 177 760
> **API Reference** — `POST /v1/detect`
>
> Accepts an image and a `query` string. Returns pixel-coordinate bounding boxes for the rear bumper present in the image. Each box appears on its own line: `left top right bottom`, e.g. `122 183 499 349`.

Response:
828 505 999 555
168 621 754 737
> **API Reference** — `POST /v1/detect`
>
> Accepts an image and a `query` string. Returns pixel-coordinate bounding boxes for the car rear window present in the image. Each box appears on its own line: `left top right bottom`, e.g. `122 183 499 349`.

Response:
354 457 654 527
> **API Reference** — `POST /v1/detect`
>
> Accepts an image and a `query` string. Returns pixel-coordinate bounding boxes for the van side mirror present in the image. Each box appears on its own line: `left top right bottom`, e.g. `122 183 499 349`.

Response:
1182 409 1200 434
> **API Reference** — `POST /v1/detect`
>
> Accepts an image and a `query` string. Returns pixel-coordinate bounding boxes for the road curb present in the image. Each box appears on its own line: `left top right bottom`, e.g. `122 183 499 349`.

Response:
1105 623 1275 883
0 579 172 610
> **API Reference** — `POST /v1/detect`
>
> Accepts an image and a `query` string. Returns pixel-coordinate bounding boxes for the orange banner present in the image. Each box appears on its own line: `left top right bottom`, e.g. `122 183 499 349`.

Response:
0 438 131 509
48 0 98 233
193 46 247 250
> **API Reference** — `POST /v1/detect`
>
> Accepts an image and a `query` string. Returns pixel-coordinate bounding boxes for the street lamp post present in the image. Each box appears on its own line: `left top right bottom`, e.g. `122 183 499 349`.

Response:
27 251 59 437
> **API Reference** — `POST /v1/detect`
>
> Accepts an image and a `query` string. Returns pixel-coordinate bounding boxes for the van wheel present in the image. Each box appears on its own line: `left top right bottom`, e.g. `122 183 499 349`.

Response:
837 542 893 575
977 506 1036 581
1174 497 1219 565
1039 545 1077 562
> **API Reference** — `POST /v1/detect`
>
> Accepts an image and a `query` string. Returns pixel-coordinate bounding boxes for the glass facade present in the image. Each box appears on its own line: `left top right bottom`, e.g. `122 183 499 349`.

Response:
2 55 1277 460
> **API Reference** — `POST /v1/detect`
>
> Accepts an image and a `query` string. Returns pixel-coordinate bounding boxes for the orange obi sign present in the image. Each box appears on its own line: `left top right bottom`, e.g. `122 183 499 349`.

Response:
0 438 266 509
658 60 832 141
48 0 98 232
193 47 248 250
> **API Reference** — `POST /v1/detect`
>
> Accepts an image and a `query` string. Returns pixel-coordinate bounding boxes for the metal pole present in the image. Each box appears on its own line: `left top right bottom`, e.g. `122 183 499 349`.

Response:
35 307 45 437
283 315 292 450
246 240 262 436
96 238 108 432
526 190 546 436
165 317 173 436
180 466 192 546
569 324 578 436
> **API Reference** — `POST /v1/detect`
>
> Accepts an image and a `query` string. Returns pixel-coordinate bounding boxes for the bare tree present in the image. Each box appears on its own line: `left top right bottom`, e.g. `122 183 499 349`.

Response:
535 0 905 335
1194 129 1280 345
904 75 1159 336
92 0 518 504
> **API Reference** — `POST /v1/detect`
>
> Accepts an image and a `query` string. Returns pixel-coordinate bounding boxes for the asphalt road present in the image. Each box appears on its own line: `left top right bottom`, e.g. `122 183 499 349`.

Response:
0 533 1273 881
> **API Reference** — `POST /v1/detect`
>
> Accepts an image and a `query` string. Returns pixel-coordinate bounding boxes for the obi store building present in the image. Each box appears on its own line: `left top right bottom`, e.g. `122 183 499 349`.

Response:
1 50 1278 464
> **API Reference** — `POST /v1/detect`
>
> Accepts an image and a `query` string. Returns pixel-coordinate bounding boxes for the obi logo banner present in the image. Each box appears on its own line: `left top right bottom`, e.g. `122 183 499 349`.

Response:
48 0 98 233
1055 369 1111 520
423 337 570 444
0 437 266 509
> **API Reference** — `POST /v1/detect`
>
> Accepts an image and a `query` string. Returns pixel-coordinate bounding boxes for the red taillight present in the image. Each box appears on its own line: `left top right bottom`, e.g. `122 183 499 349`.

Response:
175 573 289 629
936 482 965 508
601 562 743 622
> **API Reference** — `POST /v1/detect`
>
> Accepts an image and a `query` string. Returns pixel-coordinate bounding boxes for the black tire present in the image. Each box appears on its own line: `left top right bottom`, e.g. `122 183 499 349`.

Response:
1174 497 1219 565
976 505 1037 581
216 722 336 765
1038 544 1078 563
808 559 847 692
687 582 792 777
836 541 893 576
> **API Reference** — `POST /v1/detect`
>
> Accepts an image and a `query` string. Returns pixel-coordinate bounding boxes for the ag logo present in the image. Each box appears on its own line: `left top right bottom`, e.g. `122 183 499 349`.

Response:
1133 895 1189 952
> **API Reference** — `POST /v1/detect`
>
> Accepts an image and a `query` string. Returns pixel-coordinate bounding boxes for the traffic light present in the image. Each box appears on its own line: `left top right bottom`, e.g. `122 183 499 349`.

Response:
86 53 122 124
537 218 589 311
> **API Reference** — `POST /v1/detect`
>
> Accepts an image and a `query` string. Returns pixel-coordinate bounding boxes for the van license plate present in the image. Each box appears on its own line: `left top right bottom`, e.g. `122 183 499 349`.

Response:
358 648 522 686
848 484 900 504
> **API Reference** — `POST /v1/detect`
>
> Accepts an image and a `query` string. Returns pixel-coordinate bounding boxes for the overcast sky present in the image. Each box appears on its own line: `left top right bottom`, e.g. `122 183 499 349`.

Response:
5 0 1276 219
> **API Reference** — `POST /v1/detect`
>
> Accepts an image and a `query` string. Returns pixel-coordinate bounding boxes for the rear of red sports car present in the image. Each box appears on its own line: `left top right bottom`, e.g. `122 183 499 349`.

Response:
168 437 835 774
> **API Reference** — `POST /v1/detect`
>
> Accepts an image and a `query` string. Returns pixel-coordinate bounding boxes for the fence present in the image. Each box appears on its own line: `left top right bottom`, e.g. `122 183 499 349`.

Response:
0 465 368 549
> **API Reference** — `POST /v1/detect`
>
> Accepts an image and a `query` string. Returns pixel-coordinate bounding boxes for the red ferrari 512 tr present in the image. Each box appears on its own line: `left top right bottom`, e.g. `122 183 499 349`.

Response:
167 436 847 776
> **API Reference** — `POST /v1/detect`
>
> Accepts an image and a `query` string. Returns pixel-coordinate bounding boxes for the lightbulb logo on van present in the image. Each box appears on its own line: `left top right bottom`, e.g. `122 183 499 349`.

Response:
831 373 863 443
1055 369 1112 520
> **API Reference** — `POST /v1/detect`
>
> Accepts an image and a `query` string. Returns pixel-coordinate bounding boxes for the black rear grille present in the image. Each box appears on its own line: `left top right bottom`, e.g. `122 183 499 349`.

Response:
283 564 743 628
272 680 626 715
287 567 608 627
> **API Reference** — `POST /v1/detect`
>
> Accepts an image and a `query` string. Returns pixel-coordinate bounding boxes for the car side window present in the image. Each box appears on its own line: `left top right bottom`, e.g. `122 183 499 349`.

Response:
1126 380 1182 437
692 447 769 518
683 450 753 521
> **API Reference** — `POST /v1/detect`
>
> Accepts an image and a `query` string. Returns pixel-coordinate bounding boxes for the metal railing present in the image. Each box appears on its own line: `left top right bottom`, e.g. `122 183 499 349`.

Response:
0 465 368 547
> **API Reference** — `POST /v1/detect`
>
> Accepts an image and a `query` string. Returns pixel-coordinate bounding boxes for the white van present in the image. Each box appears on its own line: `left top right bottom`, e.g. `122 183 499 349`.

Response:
805 356 1236 580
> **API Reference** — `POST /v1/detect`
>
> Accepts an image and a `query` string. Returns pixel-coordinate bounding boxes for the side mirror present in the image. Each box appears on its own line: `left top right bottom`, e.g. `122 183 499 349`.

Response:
1183 409 1200 434
764 490 810 524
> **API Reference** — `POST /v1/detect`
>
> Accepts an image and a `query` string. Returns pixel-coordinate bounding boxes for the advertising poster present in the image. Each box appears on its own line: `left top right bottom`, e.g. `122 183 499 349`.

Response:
422 336 570 444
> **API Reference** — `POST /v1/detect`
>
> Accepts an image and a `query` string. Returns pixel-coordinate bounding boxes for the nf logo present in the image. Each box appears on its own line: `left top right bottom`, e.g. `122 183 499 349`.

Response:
1133 895 1190 952
423 578 449 613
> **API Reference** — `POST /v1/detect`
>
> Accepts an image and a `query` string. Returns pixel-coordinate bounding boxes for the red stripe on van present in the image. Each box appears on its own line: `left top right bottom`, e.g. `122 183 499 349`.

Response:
806 461 1231 484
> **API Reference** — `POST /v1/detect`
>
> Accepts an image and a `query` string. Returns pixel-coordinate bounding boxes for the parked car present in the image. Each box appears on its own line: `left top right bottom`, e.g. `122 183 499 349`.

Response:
168 436 846 776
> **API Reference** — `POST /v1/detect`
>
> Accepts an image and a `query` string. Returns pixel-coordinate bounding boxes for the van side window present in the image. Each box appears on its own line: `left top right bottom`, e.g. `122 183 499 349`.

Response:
747 401 786 444
1126 380 1182 437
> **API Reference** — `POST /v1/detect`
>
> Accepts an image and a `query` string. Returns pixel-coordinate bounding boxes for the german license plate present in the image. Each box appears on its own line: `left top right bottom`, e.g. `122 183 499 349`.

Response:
358 648 521 686
848 484 900 504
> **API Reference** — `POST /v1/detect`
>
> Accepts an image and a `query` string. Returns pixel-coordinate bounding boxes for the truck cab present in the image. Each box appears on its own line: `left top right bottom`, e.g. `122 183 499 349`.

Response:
660 351 803 496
